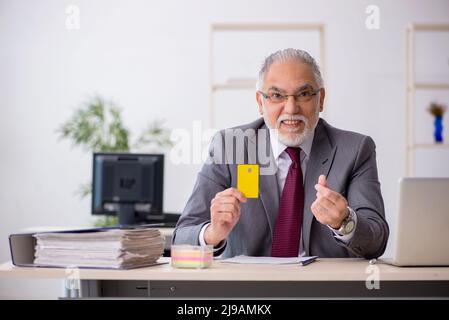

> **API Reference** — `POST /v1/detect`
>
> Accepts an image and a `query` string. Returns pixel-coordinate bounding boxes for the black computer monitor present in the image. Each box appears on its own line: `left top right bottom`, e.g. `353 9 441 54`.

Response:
92 153 164 226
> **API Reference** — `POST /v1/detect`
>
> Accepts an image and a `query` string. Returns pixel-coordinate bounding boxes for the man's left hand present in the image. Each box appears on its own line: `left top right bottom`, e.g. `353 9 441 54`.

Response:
311 175 349 229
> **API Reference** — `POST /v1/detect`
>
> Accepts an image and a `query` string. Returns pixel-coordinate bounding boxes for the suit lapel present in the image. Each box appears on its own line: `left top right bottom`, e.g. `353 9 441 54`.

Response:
248 123 280 240
302 119 337 255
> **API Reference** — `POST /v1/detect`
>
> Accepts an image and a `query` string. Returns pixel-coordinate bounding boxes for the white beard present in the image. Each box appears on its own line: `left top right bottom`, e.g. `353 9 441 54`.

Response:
262 103 320 147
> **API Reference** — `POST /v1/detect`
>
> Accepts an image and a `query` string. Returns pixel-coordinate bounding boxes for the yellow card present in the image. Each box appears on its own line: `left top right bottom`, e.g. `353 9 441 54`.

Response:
237 164 259 198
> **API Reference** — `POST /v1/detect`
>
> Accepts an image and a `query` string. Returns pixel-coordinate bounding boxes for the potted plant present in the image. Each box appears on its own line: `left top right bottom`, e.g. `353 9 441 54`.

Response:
57 95 173 226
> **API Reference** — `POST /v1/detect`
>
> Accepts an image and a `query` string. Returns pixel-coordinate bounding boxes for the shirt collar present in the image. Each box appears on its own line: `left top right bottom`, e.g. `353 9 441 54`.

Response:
268 127 315 161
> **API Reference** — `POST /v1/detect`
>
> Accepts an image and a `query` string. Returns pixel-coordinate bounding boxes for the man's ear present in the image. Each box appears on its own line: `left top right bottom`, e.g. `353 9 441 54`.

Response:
319 88 325 112
256 91 264 115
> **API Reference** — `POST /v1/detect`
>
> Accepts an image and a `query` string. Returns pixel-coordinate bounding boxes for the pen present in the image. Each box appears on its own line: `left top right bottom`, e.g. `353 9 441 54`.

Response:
300 257 317 266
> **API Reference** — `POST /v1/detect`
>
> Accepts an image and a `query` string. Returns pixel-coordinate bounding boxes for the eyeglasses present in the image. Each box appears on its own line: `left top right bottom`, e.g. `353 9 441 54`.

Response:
258 88 320 105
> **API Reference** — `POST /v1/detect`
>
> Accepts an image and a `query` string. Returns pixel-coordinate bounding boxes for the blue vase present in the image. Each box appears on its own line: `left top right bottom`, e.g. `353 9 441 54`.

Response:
434 115 443 143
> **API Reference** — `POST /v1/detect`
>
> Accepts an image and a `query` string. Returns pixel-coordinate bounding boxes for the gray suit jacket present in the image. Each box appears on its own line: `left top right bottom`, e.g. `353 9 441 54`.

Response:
173 118 389 259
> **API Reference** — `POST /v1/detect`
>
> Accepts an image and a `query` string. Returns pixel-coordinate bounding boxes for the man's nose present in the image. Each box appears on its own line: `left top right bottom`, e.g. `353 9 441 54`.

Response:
283 95 299 114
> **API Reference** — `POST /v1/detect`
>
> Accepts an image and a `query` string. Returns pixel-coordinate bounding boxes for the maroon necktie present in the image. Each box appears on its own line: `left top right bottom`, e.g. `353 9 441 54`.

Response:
271 147 304 257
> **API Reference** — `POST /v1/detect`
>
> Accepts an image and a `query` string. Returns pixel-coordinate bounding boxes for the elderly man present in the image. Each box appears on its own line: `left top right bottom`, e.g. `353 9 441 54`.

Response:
173 48 389 259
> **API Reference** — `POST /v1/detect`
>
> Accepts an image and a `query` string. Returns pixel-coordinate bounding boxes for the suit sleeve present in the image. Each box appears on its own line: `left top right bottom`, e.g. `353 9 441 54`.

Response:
172 131 230 255
337 135 389 259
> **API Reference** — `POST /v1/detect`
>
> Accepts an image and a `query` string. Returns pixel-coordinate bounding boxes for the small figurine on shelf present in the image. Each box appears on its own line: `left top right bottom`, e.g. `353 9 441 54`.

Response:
428 102 446 143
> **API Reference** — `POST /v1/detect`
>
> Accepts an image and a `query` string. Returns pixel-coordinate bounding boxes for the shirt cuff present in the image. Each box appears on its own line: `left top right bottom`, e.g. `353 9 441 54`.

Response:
328 207 358 243
199 223 227 251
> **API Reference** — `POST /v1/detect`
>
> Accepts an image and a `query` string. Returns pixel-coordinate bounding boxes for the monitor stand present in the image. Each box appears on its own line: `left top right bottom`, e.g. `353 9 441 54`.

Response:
117 207 180 228
145 212 180 228
117 204 136 226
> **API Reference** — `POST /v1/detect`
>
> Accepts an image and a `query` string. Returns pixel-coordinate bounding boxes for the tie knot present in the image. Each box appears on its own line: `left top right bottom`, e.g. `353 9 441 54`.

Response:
285 147 301 165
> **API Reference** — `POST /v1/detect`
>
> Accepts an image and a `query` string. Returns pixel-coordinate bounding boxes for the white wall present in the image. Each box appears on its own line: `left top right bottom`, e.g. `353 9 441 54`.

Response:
1 0 448 299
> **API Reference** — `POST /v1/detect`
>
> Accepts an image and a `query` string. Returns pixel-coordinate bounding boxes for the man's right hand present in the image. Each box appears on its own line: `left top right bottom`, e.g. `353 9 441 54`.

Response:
204 187 247 246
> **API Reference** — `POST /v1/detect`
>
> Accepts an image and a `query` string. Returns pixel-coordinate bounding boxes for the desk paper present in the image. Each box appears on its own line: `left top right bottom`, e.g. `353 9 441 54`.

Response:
220 255 318 265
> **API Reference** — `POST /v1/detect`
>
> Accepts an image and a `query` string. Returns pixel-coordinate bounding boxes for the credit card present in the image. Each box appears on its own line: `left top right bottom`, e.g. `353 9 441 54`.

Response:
237 164 259 198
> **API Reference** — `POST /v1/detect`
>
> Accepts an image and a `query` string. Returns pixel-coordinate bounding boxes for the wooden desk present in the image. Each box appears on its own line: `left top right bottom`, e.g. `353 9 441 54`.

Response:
1 258 449 298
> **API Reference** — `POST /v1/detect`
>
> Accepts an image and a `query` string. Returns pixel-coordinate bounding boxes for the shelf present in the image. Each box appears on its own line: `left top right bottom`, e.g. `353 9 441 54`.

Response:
412 24 449 31
406 23 449 176
212 83 256 91
408 143 449 149
211 23 324 31
212 78 258 91
412 83 449 90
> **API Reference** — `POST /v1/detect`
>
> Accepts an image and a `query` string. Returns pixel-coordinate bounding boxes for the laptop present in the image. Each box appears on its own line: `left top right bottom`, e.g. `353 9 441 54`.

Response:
385 177 449 266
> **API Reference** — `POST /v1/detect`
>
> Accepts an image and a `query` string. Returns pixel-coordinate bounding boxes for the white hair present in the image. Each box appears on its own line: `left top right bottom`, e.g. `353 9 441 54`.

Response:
256 48 323 90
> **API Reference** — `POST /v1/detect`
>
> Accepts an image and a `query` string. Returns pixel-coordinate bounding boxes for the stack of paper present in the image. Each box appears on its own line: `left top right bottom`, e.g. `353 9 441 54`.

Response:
33 228 164 269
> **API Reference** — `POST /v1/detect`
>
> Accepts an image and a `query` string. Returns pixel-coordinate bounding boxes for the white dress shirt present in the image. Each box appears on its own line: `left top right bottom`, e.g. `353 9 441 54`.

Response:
199 127 357 254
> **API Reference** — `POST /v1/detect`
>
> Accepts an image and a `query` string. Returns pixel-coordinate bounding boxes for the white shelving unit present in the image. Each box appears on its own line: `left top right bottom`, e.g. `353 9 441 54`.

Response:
209 23 325 129
406 24 449 176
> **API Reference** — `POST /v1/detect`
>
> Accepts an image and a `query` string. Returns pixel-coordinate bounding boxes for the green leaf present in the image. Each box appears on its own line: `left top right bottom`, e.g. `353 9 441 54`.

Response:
133 119 174 152
93 215 118 227
57 95 130 153
57 95 173 216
